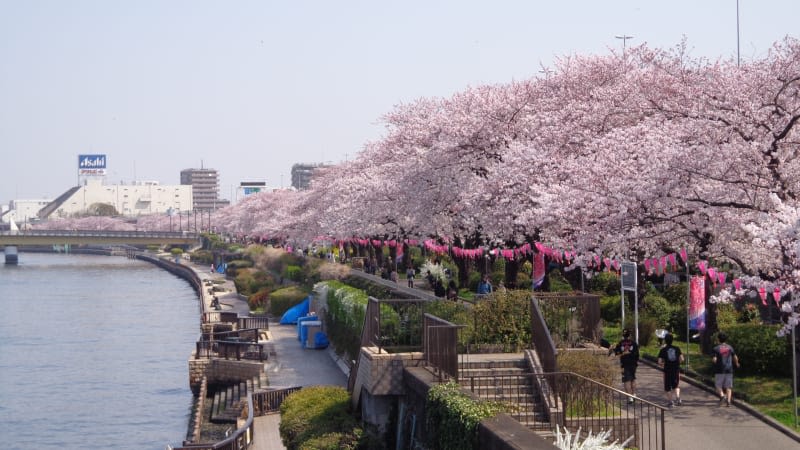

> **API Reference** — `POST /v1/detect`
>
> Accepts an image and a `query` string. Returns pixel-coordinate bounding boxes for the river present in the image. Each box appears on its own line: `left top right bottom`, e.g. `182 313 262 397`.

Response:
0 252 199 450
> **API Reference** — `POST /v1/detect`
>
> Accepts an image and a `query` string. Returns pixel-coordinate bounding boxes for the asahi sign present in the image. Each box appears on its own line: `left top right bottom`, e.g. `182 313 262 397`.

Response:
78 154 107 175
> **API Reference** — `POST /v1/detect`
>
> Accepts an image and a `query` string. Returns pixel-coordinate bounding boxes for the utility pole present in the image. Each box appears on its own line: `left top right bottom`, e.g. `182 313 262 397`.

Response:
615 34 634 59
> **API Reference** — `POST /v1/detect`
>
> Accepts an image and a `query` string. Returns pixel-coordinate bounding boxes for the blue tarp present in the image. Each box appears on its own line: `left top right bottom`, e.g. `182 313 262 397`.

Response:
279 297 310 324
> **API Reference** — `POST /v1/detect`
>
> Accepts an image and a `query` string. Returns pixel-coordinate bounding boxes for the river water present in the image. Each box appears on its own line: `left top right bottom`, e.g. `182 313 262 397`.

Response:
0 252 199 450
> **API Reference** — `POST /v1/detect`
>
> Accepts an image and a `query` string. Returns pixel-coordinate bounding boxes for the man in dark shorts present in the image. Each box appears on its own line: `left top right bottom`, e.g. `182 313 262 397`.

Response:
613 328 640 403
657 333 684 408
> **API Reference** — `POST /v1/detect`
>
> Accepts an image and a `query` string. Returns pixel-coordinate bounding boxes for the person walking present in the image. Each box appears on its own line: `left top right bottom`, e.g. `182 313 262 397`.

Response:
712 332 740 407
657 333 684 408
613 328 640 403
406 266 415 288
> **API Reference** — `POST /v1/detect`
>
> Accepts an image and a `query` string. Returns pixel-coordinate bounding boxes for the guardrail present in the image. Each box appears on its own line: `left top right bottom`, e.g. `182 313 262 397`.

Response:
195 340 267 362
171 394 255 450
423 314 464 382
0 229 199 239
466 371 666 450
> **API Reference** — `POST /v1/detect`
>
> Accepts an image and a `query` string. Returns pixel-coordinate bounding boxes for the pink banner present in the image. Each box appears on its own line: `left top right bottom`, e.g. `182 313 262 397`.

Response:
689 276 706 330
533 253 546 288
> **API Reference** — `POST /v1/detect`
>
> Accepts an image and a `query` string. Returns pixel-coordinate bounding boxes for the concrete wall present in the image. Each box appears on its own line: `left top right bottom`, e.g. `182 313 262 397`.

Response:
189 357 264 394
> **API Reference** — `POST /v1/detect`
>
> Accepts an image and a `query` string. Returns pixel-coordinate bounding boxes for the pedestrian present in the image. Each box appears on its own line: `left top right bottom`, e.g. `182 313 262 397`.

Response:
390 267 398 283
712 332 740 407
446 280 458 300
477 275 493 296
612 328 640 403
657 333 684 408
406 266 415 288
433 279 446 298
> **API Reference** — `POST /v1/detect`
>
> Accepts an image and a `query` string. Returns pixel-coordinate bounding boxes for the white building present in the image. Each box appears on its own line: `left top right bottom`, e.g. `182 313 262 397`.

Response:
42 178 193 219
1 199 53 227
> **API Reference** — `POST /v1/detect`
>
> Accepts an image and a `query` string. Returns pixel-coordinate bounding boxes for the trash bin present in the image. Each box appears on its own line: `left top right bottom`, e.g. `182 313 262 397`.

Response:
299 320 322 348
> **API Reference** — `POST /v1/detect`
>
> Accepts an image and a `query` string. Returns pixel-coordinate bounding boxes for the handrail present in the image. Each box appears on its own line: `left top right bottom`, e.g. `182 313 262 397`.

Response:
0 229 199 238
423 314 464 382
530 296 558 372
465 371 666 450
172 392 255 450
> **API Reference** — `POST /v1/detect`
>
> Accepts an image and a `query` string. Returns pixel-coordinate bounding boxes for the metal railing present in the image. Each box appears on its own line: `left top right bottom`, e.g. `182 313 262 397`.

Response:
423 314 464 382
466 371 666 450
172 394 255 450
195 340 267 361
252 387 303 415
201 328 260 343
238 316 269 330
530 297 558 373
203 311 239 325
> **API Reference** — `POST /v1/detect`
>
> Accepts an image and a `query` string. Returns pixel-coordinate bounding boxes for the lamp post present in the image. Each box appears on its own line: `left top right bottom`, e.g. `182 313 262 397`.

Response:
736 0 741 66
615 34 634 58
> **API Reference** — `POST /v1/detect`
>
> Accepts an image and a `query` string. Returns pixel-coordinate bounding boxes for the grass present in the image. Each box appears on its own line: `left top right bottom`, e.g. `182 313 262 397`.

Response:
605 325 800 431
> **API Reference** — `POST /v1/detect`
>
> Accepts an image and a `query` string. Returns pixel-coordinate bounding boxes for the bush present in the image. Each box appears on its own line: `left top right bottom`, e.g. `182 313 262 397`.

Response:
587 271 619 296
662 282 688 306
190 249 214 265
248 288 270 310
426 381 506 450
716 303 739 327
283 265 303 282
718 324 790 376
623 316 657 347
557 350 616 386
600 295 621 324
547 269 573 292
471 290 531 352
234 270 257 296
269 286 310 317
279 386 362 450
643 290 672 328
323 281 370 363
667 307 688 340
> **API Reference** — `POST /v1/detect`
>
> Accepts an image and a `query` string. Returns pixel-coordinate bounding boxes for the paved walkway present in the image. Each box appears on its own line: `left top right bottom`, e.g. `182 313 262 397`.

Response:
631 362 799 450
251 318 348 450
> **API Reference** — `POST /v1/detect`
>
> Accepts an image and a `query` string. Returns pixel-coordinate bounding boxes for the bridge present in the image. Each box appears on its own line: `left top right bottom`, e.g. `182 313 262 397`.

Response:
0 230 200 264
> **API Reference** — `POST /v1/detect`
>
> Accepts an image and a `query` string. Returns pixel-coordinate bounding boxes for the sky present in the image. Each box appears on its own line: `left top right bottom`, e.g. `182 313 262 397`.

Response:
1 0 798 206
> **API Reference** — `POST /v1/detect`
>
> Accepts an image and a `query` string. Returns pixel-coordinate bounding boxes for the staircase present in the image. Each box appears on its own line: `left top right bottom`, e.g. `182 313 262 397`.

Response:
459 355 550 432
209 373 270 423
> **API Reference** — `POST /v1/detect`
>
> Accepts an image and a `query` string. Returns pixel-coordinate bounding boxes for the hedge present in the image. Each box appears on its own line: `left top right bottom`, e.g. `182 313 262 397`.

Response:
278 386 362 449
269 286 310 317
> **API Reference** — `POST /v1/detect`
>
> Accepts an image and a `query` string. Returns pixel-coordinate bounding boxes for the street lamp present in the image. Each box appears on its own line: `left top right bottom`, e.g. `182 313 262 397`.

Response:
615 34 634 58
736 0 741 66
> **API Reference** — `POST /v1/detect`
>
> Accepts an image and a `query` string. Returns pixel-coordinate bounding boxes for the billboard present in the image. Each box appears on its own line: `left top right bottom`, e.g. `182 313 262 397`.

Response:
78 154 107 175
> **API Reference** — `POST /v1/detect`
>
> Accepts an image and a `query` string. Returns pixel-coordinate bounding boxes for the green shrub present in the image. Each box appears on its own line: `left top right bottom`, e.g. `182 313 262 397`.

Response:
340 275 392 299
662 282 688 306
471 290 531 352
716 303 739 327
190 249 214 264
623 316 657 347
667 307 688 340
718 324 790 376
323 281 370 362
738 302 761 324
557 350 616 386
227 259 254 270
516 271 531 289
279 386 362 450
284 265 303 282
643 291 672 328
600 295 622 324
587 271 619 296
234 270 257 296
547 269 573 292
426 381 506 450
269 286 310 317
467 271 482 292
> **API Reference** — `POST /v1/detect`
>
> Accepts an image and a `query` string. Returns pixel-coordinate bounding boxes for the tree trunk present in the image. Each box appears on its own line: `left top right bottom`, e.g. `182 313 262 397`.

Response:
504 258 519 289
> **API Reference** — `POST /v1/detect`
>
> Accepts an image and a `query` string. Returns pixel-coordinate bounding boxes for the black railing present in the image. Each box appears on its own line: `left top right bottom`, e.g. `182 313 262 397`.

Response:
466 371 666 450
195 340 267 361
172 394 255 450
238 316 269 330
203 311 239 325
423 314 464 382
252 387 303 415
530 297 558 373
201 328 260 343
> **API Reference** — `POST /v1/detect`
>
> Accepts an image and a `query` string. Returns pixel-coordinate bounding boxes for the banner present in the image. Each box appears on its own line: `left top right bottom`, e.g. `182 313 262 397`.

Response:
532 253 546 288
689 276 706 330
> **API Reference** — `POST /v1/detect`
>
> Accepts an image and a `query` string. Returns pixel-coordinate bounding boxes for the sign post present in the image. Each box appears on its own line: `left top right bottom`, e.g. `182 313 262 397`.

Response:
621 261 638 343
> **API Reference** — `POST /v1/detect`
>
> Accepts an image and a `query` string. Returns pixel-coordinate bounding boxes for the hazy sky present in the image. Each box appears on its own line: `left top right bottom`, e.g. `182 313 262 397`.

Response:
2 1 798 205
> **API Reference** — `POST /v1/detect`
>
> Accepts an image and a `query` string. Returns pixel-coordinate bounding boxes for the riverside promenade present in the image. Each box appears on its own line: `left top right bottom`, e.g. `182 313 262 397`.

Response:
190 261 799 449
